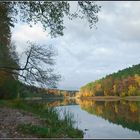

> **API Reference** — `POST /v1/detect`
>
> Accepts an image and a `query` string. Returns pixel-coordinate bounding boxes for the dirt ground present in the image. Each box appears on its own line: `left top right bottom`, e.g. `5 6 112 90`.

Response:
0 107 44 138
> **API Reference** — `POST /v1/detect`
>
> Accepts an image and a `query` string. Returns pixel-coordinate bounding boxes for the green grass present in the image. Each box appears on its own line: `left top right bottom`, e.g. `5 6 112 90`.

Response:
18 124 49 138
0 99 7 105
0 99 83 138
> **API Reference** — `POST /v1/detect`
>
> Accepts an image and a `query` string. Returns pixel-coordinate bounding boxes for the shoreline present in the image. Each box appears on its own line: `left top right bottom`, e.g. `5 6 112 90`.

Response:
77 96 140 101
24 97 64 100
24 96 76 101
0 99 83 138
24 96 140 101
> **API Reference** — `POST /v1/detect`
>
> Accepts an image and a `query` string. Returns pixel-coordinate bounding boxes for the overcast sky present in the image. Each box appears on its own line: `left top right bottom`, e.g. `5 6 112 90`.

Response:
11 1 140 90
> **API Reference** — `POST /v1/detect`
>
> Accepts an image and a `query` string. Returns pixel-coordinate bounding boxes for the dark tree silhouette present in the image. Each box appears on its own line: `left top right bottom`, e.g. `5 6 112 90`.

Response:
2 1 101 37
0 42 60 88
0 1 101 89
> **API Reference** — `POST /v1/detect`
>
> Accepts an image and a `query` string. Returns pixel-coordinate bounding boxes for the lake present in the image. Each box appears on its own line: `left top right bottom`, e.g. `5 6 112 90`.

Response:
32 98 140 138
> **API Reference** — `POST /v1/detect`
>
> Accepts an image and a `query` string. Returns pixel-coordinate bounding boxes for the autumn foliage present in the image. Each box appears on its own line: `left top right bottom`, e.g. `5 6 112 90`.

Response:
78 64 140 97
77 99 140 132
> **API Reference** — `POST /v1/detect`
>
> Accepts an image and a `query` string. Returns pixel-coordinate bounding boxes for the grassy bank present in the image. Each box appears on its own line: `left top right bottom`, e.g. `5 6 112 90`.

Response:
0 99 83 138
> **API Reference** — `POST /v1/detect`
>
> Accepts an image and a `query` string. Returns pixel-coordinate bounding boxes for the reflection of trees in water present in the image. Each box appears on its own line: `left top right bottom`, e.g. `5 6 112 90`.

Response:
77 99 140 133
47 99 77 107
27 98 77 108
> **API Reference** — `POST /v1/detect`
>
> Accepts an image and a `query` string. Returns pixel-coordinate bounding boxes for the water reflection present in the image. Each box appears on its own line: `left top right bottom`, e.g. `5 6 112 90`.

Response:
52 98 140 138
26 98 77 107
77 99 140 133
26 98 140 138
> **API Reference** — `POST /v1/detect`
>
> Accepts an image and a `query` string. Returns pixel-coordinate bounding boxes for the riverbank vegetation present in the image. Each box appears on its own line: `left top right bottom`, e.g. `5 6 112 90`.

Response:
0 99 83 138
78 64 140 98
0 1 101 138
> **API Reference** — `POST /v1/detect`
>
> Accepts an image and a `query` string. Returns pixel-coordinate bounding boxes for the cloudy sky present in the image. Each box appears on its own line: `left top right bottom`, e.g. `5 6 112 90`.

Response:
11 1 140 90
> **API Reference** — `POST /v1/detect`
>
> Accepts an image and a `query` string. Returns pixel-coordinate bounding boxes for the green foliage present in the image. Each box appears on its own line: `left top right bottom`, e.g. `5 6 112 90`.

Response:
0 2 14 45
79 64 140 97
0 2 19 99
0 1 101 99
18 122 82 138
0 78 19 99
2 100 83 138
106 64 140 80
18 124 49 138
0 2 19 66
7 1 101 37
0 99 7 105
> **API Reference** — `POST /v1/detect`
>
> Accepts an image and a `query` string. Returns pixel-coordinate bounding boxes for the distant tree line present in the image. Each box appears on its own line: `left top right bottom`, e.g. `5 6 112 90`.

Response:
17 83 78 99
0 1 101 99
78 64 140 97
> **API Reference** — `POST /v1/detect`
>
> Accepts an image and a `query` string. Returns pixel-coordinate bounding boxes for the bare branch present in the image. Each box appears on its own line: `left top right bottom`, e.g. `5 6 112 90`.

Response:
0 42 61 88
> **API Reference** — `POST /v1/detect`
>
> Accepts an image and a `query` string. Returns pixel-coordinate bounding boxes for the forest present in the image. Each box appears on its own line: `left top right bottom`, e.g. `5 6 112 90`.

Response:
0 1 100 100
0 1 101 138
78 64 140 97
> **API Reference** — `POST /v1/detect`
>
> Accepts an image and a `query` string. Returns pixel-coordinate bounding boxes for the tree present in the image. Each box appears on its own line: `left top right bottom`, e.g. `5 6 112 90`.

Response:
128 85 136 96
0 42 60 88
0 2 19 69
0 2 20 98
0 1 101 93
7 1 101 37
0 2 14 45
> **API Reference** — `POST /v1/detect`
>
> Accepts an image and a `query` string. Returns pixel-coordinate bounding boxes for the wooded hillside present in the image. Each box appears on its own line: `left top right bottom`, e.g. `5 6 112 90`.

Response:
78 64 140 97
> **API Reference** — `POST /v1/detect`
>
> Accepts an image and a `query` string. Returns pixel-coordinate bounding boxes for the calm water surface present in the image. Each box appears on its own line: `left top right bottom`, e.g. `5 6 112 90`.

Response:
54 99 140 138
32 98 140 138
56 105 140 138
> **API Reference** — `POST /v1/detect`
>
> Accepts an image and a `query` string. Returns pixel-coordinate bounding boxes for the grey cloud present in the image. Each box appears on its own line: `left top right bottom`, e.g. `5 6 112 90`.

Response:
12 1 140 90
98 1 140 42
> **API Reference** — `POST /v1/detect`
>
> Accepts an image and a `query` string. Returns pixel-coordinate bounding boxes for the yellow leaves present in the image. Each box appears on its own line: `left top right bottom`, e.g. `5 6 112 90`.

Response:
104 91 108 96
128 85 136 96
134 74 140 87
114 104 118 113
120 92 126 97
77 99 96 108
79 74 140 97
129 103 138 112
113 85 117 93
96 106 103 115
